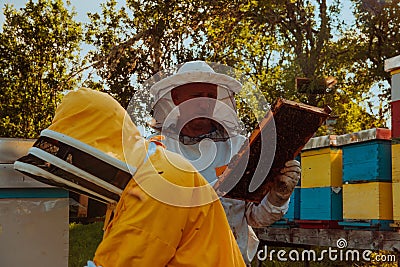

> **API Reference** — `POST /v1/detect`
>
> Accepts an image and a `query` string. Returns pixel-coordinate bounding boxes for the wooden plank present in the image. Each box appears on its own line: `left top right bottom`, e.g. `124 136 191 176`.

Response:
215 98 331 202
77 194 89 217
343 182 393 220
302 134 337 150
336 128 391 146
256 228 400 251
0 138 35 163
295 220 342 229
0 164 52 188
385 54 400 72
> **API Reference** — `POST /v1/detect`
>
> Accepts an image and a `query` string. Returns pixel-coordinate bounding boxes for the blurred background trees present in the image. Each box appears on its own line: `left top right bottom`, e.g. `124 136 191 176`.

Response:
1 0 399 137
0 0 82 138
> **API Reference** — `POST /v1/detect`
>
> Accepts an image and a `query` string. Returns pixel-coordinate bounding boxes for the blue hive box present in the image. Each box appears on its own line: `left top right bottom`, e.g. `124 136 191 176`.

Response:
271 187 301 228
300 187 342 221
342 140 392 183
283 187 300 220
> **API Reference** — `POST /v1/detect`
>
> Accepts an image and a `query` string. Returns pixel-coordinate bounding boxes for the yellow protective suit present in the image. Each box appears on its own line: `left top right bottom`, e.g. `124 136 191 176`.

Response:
49 88 245 267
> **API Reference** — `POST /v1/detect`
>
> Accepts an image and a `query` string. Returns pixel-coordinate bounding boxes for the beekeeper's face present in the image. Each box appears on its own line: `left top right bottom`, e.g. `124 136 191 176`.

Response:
171 83 218 132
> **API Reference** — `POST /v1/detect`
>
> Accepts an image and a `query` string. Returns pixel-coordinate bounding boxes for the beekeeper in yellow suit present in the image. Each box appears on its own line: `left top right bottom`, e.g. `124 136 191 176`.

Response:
49 88 245 266
149 61 301 265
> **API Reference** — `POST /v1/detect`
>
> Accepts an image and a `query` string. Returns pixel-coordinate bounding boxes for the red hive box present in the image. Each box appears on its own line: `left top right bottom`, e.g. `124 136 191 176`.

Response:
392 100 400 139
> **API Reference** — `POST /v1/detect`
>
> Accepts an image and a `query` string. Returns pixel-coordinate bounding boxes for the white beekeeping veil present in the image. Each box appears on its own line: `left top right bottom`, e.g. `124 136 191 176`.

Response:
150 61 244 140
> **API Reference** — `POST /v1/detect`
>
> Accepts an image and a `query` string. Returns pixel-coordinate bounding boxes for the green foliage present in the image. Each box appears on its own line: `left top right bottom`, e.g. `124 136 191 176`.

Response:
2 0 397 137
83 0 209 126
0 0 82 138
142 0 386 135
348 0 400 119
69 222 104 267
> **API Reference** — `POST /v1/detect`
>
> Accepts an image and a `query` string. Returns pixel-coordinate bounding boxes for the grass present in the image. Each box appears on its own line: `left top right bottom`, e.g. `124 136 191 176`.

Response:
69 223 398 267
69 222 104 267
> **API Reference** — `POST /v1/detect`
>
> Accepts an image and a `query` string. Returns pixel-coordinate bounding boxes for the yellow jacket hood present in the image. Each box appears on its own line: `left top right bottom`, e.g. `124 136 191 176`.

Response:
48 87 146 166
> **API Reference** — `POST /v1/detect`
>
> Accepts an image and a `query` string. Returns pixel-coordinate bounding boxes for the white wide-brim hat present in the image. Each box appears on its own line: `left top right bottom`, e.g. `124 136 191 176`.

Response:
150 61 242 104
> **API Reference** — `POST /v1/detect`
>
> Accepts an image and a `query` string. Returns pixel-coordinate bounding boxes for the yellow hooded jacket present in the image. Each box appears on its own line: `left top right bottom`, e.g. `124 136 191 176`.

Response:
49 88 245 267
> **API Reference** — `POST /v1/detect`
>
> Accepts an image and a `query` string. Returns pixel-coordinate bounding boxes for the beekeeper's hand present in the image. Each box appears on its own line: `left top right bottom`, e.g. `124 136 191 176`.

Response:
267 160 301 207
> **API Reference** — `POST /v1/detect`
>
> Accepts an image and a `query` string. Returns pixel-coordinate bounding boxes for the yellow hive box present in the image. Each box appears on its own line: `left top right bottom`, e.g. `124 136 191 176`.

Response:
393 182 400 221
392 143 400 183
343 182 393 220
301 147 342 188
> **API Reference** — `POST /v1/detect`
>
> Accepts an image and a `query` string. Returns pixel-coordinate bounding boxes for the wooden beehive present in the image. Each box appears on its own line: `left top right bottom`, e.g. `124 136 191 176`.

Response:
215 98 331 203
0 138 69 267
299 187 343 221
393 182 400 221
343 182 393 220
301 147 342 188
342 140 392 183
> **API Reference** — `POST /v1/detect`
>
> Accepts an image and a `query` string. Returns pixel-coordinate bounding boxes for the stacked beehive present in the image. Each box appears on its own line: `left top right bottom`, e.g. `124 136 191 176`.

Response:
386 55 400 140
392 143 400 227
338 128 393 230
385 55 400 228
297 135 343 228
0 138 69 266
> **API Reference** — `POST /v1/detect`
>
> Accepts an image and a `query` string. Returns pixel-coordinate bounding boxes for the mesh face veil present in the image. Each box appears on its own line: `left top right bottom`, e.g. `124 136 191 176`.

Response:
150 61 244 141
